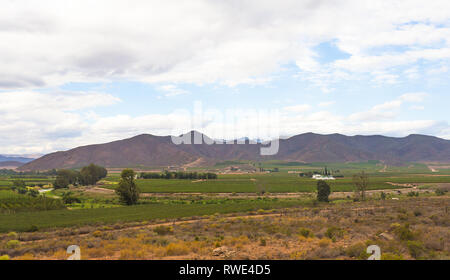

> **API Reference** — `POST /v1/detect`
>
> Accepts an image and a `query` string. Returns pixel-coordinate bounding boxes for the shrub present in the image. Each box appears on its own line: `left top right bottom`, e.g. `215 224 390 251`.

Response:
153 225 174 235
393 224 414 241
27 189 39 197
119 249 137 260
92 230 103 238
299 227 314 238
325 227 344 240
407 191 419 197
259 238 267 246
6 240 20 249
166 242 189 256
318 238 332 247
435 188 447 196
25 225 39 232
407 241 425 259
0 255 10 260
381 253 404 260
7 232 18 238
14 253 34 260
345 242 369 259
62 192 81 204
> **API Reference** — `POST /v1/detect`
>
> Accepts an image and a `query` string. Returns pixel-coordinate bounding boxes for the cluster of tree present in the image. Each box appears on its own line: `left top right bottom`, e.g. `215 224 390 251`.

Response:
53 164 107 189
116 169 140 205
299 167 343 178
299 171 321 178
258 167 279 172
140 171 218 180
0 169 58 176
11 180 39 197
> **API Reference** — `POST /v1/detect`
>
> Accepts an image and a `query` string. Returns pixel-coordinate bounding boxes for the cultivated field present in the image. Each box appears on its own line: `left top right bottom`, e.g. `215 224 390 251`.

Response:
0 161 449 260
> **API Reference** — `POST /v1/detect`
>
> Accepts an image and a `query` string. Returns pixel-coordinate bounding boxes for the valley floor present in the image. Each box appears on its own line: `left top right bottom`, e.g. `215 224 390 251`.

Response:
1 195 448 260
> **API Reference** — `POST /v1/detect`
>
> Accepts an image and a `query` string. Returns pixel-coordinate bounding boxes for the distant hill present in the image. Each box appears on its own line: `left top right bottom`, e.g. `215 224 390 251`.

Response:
18 131 450 171
0 155 35 163
0 161 25 168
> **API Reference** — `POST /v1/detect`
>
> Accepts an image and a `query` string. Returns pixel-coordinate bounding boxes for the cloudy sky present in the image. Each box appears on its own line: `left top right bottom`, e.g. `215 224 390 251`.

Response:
1 0 450 154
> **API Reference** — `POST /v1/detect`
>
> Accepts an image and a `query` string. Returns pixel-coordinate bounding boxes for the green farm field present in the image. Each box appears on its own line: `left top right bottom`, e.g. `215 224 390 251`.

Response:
0 197 303 232
0 177 54 190
101 172 450 193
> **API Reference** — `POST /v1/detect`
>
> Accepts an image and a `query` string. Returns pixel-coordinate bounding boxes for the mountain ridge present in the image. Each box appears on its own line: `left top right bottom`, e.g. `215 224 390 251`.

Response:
18 131 450 171
0 155 35 163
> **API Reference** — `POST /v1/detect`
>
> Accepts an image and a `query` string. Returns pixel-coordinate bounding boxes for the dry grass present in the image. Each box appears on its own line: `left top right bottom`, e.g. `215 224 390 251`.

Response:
0 196 448 260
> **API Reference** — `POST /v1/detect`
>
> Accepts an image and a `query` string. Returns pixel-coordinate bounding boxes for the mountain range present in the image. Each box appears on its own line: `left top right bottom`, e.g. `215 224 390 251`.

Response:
0 155 35 164
18 131 450 171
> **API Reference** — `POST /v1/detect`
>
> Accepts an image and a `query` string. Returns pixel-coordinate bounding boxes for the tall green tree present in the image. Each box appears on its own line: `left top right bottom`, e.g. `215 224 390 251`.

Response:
53 175 69 189
57 169 80 185
79 164 107 185
317 180 331 202
12 179 26 192
115 169 140 205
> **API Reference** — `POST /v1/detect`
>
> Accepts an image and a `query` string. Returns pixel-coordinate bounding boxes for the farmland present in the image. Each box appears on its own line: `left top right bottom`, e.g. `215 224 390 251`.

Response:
101 172 450 193
0 198 304 232
0 161 449 260
0 191 65 214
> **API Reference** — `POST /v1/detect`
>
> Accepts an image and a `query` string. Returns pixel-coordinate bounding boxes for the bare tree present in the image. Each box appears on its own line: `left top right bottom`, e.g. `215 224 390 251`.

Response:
353 171 368 201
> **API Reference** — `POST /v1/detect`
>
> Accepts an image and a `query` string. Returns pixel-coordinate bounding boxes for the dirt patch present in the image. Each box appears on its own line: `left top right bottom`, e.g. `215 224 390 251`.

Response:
182 157 211 168
386 182 419 187
191 179 206 183
428 165 450 172
85 187 115 195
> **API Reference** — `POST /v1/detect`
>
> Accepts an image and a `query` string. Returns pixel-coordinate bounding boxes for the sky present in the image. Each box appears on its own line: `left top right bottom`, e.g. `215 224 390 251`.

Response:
1 0 450 154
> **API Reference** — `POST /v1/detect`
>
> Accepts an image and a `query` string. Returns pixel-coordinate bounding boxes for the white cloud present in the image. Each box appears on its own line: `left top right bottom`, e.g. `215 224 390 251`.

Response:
318 101 335 107
410 105 425 111
371 71 399 85
0 0 449 89
399 92 428 103
283 104 311 113
0 1 449 153
404 67 420 80
158 84 189 97
0 90 120 153
349 92 429 121
426 65 449 75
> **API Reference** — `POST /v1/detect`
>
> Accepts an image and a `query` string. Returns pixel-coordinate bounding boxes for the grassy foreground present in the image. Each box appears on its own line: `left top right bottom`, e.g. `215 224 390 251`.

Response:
1 196 448 260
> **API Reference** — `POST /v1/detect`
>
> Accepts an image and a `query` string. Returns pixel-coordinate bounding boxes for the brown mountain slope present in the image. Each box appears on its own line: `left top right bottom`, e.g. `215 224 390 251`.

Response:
0 161 24 168
18 131 450 171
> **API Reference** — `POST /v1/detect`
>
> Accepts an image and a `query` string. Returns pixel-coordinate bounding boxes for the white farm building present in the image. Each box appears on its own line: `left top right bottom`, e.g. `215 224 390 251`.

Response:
312 174 335 180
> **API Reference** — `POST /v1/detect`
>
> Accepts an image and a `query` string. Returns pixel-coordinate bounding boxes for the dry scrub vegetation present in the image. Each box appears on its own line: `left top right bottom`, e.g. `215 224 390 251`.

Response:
0 196 448 260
